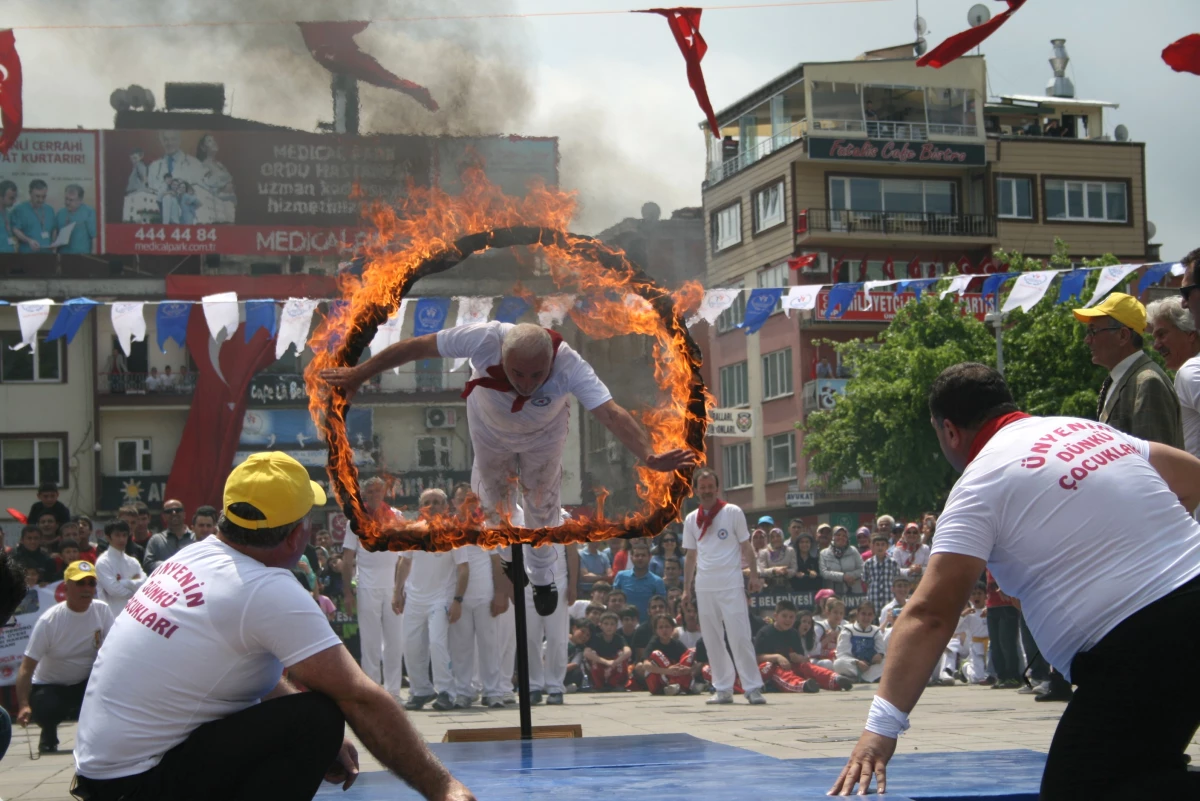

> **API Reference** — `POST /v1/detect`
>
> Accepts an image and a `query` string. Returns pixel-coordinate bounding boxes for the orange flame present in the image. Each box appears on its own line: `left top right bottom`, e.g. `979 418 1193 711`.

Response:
305 169 709 552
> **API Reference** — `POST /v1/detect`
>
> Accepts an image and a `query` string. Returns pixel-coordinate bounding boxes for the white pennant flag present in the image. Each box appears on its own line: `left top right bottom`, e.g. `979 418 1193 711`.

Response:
11 299 52 352
368 300 409 374
1085 264 1143 307
940 275 974 299
1171 262 1186 277
201 292 239 343
1001 270 1060 314
862 280 902 310
537 294 576 329
111 302 147 357
451 297 494 371
686 288 741 327
276 298 320 360
782 285 823 314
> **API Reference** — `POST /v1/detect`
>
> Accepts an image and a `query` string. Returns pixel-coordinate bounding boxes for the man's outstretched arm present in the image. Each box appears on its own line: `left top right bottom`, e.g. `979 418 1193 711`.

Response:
319 334 442 399
589 399 697 473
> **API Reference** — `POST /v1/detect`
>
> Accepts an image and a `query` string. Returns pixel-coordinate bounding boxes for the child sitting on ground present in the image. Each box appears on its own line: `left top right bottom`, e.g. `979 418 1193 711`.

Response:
815 597 846 661
753 600 853 693
633 615 695 696
619 605 640 642
834 600 887 683
953 583 990 684
566 618 594 690
878 576 911 630
583 612 631 690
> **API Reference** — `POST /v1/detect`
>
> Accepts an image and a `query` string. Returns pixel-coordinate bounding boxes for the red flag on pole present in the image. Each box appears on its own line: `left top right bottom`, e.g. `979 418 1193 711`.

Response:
858 257 869 282
882 257 895 280
0 30 23 155
1163 34 1200 75
957 255 975 274
927 261 939 278
788 253 818 271
907 257 922 279
298 21 439 111
639 8 721 137
917 1 1027 69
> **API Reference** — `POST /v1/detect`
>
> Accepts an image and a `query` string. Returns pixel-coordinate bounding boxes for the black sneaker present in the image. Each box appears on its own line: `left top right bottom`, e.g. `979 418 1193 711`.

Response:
38 742 58 754
835 675 854 691
801 679 820 693
1035 685 1074 702
431 691 455 711
404 693 436 710
532 583 558 616
546 692 564 705
529 690 544 705
501 560 528 589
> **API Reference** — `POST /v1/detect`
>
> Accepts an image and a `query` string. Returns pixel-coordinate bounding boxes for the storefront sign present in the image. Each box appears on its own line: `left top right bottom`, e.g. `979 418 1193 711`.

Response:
815 290 988 322
249 373 309 405
100 474 171 511
708 407 757 438
809 137 986 167
786 491 815 508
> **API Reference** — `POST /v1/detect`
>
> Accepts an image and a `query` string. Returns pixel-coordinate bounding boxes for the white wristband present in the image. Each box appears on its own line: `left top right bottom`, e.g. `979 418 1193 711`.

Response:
864 695 910 739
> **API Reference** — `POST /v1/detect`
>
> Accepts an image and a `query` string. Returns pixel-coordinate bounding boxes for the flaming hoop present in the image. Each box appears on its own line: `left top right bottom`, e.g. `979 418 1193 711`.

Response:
305 173 708 553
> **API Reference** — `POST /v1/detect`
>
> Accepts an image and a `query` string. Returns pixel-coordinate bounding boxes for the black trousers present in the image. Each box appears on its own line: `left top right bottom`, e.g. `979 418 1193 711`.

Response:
72 692 345 801
30 681 87 748
1019 614 1050 683
985 605 1021 681
1040 575 1200 800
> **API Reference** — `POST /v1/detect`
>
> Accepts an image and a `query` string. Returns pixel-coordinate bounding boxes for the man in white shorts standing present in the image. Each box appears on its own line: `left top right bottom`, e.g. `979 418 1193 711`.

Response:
321 321 695 614
682 467 766 705
341 477 405 698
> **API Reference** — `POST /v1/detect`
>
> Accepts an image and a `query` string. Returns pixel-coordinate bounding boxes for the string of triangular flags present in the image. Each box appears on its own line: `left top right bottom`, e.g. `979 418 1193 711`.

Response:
688 260 1186 334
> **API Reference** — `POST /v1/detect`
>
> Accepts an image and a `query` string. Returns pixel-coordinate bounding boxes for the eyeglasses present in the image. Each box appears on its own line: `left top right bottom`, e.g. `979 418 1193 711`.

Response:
1083 325 1125 340
1181 284 1200 302
164 508 184 514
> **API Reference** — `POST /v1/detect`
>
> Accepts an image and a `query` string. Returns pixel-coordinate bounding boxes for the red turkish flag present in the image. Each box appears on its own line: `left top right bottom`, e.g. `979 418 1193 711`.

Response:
0 30 23 155
882 257 896 280
298 22 438 111
788 253 818 271
927 261 938 278
907 257 922 279
858 257 869 282
917 1 1027 69
640 8 720 137
958 255 976 274
1163 35 1200 75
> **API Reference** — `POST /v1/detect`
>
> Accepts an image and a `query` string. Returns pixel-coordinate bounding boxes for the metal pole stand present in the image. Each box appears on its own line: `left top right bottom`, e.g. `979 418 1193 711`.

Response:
510 545 534 740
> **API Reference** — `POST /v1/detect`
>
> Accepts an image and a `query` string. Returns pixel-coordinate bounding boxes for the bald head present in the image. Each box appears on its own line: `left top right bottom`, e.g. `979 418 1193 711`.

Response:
501 324 553 396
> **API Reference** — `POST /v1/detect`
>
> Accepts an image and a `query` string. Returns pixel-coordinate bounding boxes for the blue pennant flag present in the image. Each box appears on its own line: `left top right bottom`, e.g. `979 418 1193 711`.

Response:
1056 270 1089 305
824 283 863 319
740 288 783 334
46 298 98 344
413 297 452 336
982 273 1017 309
245 299 278 342
494 295 530 324
156 302 193 352
1137 263 1175 296
896 278 939 300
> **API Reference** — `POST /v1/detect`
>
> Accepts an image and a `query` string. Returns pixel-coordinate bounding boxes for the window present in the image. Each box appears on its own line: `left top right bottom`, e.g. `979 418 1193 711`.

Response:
587 419 608 453
0 437 63 488
997 177 1034 219
762 348 794 400
415 358 444 392
415 435 452 469
115 438 152 475
828 177 958 215
711 203 742 252
715 285 747 333
722 442 752 489
752 181 786 232
810 81 864 124
0 333 63 383
1044 179 1128 223
719 361 749 407
765 432 796 483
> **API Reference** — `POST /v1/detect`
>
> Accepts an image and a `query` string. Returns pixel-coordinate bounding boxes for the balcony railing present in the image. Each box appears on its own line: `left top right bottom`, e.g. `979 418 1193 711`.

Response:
706 120 807 185
810 119 978 140
796 208 996 239
98 372 195 395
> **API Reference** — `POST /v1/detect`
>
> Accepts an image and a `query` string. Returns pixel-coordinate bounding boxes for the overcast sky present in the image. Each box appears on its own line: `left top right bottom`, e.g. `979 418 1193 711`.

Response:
15 0 1200 258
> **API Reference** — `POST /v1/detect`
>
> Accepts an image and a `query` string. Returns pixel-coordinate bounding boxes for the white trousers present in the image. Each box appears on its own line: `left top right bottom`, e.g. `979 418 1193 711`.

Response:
524 585 569 693
833 657 885 683
356 585 405 695
495 603 516 691
448 600 506 699
962 639 989 684
696 589 763 694
402 600 454 697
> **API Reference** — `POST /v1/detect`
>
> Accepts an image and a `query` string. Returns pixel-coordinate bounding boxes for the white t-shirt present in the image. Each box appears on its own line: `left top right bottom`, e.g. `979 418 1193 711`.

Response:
453 545 494 605
95 548 146 607
437 322 612 440
402 550 457 606
342 507 402 591
26 601 115 685
682 502 750 592
74 537 342 780
931 416 1200 681
1174 355 1200 461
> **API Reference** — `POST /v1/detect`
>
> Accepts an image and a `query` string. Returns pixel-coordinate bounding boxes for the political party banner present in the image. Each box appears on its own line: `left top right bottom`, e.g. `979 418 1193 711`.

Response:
749 588 866 613
101 474 172 512
815 289 988 322
708 407 757 438
0 130 102 254
0 582 64 686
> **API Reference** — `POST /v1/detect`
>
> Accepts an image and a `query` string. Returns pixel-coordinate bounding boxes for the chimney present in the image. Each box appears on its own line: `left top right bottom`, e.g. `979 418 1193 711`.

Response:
1046 39 1075 99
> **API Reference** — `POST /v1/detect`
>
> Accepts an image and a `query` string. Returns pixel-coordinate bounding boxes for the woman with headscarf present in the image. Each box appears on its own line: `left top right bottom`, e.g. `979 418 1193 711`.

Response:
819 526 864 595
757 528 796 588
791 532 822 593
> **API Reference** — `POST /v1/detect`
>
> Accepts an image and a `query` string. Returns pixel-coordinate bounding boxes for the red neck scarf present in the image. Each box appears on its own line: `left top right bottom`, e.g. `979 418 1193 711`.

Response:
460 328 564 413
966 411 1031 464
696 500 727 541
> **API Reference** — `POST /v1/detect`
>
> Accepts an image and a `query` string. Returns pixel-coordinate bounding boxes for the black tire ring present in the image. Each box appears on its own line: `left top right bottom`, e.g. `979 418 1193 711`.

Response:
314 226 708 553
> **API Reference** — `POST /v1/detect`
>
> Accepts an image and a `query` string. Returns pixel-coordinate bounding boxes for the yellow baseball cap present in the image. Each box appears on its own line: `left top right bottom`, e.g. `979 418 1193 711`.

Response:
64 560 95 582
1073 292 1146 332
223 452 327 529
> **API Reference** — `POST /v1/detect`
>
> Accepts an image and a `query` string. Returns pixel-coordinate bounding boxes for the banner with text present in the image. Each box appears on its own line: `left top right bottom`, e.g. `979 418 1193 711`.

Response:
749 588 867 613
815 290 988 322
708 407 757 438
0 583 64 686
808 136 986 167
0 130 102 254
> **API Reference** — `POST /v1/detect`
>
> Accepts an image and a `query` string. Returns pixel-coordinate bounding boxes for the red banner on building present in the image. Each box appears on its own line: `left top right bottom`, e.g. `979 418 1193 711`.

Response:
815 289 987 322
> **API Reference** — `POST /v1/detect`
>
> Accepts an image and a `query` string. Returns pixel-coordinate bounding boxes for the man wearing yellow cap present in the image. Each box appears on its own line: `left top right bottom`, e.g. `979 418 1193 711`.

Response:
72 452 475 801
1074 292 1183 448
15 560 114 754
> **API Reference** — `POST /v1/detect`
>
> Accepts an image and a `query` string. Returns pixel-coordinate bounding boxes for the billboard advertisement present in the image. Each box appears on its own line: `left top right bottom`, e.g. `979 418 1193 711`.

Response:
0 130 101 254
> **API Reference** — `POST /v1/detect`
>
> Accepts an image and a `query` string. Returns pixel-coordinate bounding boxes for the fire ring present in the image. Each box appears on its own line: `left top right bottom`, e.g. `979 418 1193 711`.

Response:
310 225 708 553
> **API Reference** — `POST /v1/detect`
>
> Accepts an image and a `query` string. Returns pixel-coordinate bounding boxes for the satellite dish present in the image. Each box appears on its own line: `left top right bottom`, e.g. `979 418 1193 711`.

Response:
967 4 991 27
1114 124 1130 142
127 85 148 109
914 16 927 35
914 38 928 57
1146 220 1157 240
109 88 131 112
143 88 157 112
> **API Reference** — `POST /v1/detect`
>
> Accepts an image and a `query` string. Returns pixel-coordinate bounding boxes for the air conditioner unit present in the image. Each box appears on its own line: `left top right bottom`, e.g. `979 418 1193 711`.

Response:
425 407 458 429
